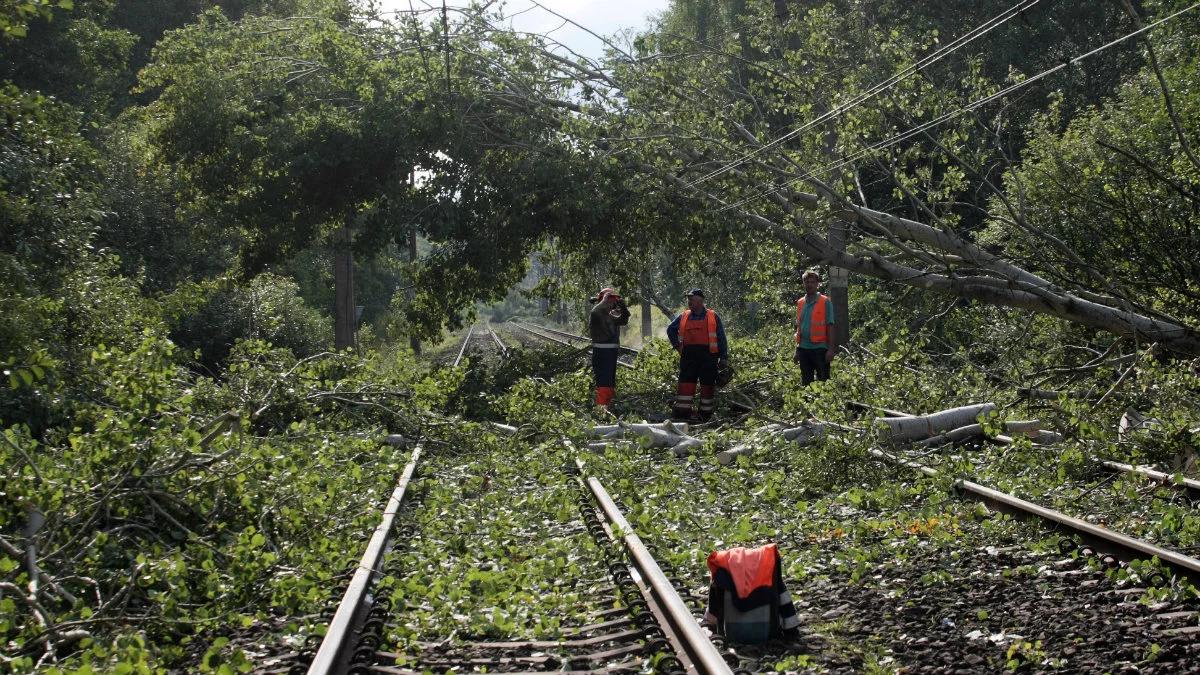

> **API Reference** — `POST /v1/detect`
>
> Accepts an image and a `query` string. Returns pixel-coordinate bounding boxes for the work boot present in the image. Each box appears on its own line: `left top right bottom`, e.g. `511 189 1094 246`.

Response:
673 382 697 420
698 384 716 421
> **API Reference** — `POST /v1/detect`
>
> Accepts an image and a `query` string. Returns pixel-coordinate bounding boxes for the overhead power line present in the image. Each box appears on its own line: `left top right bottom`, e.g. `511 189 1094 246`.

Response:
681 0 1045 191
710 0 1200 215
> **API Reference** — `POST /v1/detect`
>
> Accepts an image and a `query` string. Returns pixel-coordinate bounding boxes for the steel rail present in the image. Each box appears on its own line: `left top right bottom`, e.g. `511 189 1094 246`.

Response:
308 446 422 675
1097 460 1200 500
452 325 476 367
509 320 575 347
870 448 1200 585
484 325 508 358
575 458 732 675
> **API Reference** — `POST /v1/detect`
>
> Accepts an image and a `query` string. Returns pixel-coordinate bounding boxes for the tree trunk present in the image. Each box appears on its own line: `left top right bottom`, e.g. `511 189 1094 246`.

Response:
875 403 997 442
407 227 421 355
334 226 356 351
657 168 1200 356
640 267 653 339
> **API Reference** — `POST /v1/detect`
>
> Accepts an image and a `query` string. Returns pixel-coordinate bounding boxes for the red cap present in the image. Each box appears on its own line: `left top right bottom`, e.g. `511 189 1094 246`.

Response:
598 287 620 302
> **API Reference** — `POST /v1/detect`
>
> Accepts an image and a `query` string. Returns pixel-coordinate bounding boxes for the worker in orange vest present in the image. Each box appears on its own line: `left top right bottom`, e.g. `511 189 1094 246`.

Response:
793 269 837 385
667 288 728 420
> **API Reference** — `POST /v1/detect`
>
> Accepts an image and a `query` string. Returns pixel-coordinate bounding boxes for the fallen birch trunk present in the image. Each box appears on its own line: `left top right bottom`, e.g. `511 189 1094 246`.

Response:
589 421 702 455
875 403 997 442
917 419 1059 447
671 436 705 457
918 424 1014 447
716 421 828 465
589 421 689 439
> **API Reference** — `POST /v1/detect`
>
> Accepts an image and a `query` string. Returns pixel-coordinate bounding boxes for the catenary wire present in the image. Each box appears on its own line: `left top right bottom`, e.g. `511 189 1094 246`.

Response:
681 0 1045 190
709 0 1200 215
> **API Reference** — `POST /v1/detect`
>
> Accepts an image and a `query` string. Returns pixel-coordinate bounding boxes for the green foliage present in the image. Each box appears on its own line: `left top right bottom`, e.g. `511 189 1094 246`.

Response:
985 26 1200 328
0 0 74 39
0 330 463 671
167 273 332 369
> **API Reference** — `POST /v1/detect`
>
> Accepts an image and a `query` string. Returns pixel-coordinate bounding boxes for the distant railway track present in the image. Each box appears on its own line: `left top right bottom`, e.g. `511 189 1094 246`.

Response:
516 322 641 356
508 321 638 369
453 323 509 367
298 443 731 675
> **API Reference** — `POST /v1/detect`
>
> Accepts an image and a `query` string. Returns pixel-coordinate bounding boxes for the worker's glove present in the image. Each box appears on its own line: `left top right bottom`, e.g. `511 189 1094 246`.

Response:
716 359 734 387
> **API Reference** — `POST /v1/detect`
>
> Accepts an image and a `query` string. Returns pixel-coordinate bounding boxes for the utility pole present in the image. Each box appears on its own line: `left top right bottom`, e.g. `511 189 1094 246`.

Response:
772 0 850 345
407 227 421 355
333 226 356 350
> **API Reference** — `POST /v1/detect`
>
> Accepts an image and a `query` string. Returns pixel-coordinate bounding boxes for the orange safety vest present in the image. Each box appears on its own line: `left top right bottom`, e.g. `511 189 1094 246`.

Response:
795 293 830 345
707 544 779 599
678 309 719 354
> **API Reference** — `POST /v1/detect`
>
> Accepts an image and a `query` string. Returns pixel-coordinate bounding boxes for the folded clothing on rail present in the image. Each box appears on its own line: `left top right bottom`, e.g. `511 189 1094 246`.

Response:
704 543 800 644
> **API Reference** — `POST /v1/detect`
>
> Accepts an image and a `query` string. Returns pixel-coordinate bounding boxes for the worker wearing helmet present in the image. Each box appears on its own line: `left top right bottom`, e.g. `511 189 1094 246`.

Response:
667 289 728 421
590 287 630 412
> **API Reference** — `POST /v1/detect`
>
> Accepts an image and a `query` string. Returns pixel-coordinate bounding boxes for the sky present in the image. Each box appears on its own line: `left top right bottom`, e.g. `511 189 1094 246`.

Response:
376 0 672 61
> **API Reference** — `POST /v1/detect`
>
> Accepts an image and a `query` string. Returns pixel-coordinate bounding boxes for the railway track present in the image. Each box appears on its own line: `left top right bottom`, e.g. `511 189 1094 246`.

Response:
507 321 638 369
277 427 1200 674
281 372 1200 673
298 442 730 675
453 323 509 367
869 446 1200 586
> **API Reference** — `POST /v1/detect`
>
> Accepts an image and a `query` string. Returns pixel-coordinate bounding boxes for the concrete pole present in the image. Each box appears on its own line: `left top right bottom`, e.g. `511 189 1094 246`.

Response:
828 219 850 348
334 226 356 350
407 228 421 355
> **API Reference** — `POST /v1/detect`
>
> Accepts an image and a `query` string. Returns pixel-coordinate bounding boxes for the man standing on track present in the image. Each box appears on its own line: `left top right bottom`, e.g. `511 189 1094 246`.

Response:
667 289 728 421
793 269 837 385
590 287 630 413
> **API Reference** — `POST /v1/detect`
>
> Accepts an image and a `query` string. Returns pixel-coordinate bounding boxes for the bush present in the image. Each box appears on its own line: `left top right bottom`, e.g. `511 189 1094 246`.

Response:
169 273 333 369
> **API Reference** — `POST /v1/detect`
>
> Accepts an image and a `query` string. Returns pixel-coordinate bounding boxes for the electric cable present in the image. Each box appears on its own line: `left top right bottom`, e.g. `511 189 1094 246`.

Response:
709 0 1200 215
681 0 1045 190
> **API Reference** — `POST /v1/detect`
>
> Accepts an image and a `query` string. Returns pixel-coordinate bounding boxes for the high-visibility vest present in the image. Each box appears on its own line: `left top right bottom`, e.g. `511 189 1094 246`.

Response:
795 293 830 345
679 309 719 354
